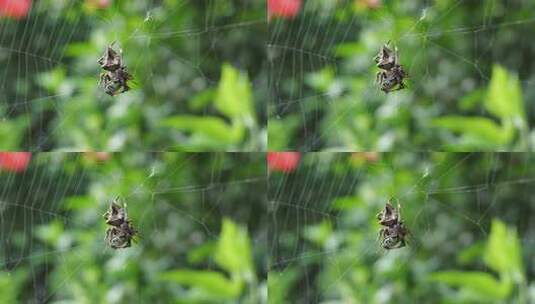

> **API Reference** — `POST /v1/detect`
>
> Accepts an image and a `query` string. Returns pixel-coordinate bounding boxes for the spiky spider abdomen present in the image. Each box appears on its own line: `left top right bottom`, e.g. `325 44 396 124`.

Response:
98 42 133 96
103 198 138 249
374 41 407 93
377 199 410 250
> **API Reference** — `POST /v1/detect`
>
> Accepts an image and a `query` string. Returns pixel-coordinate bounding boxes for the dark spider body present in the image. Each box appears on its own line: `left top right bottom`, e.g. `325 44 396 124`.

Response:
102 200 128 226
374 42 407 93
376 201 398 226
98 44 121 71
100 67 132 96
105 221 137 249
377 66 406 93
374 43 396 70
377 199 410 250
103 198 137 249
98 43 133 96
378 220 409 249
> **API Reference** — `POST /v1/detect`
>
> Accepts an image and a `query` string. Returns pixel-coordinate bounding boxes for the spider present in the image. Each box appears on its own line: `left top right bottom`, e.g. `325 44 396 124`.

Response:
378 219 410 250
376 65 407 93
98 42 133 96
103 198 137 249
105 221 137 249
376 199 400 226
374 41 407 93
374 41 397 70
98 42 122 71
99 66 132 96
102 198 126 226
377 199 410 250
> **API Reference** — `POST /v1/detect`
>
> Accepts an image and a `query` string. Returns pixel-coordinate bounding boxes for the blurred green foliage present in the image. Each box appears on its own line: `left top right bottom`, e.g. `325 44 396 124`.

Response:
160 219 258 302
0 152 267 303
0 1 266 151
269 153 535 303
430 219 526 302
433 65 527 150
268 0 535 151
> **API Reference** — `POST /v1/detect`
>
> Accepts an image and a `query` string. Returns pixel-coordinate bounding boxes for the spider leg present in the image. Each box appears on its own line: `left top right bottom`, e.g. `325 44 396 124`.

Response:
376 72 388 92
376 210 384 221
377 227 385 241
377 228 389 250
380 238 388 249
390 80 406 92
99 73 106 87
393 239 406 249
378 235 392 253
105 227 114 242
375 71 382 84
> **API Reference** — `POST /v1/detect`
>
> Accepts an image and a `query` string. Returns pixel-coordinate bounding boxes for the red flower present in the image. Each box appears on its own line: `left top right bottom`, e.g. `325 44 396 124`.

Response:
83 152 111 162
0 152 31 172
267 152 300 173
85 0 111 9
268 0 301 20
0 0 31 19
355 0 382 9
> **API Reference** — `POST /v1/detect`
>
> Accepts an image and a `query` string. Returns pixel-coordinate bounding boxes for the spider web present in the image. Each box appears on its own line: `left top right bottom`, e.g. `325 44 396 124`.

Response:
268 0 535 151
0 0 265 151
268 152 535 303
0 152 267 302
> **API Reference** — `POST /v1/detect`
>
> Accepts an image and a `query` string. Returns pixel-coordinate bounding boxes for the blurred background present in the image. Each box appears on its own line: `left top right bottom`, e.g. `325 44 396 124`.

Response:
0 152 267 303
269 152 535 303
268 0 535 151
0 0 266 151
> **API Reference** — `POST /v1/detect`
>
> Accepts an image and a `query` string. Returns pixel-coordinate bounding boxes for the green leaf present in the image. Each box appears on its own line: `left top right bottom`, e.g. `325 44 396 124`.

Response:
215 63 253 119
433 116 512 146
163 115 244 144
36 67 66 93
331 196 362 210
187 241 216 264
0 270 27 304
429 271 511 299
189 89 216 111
303 220 332 247
268 269 299 304
459 88 485 111
334 42 366 58
35 220 64 247
65 42 95 57
484 219 523 281
457 242 484 265
305 67 335 92
267 116 300 151
63 196 93 210
158 270 242 299
214 218 254 277
485 65 524 122
0 115 29 150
